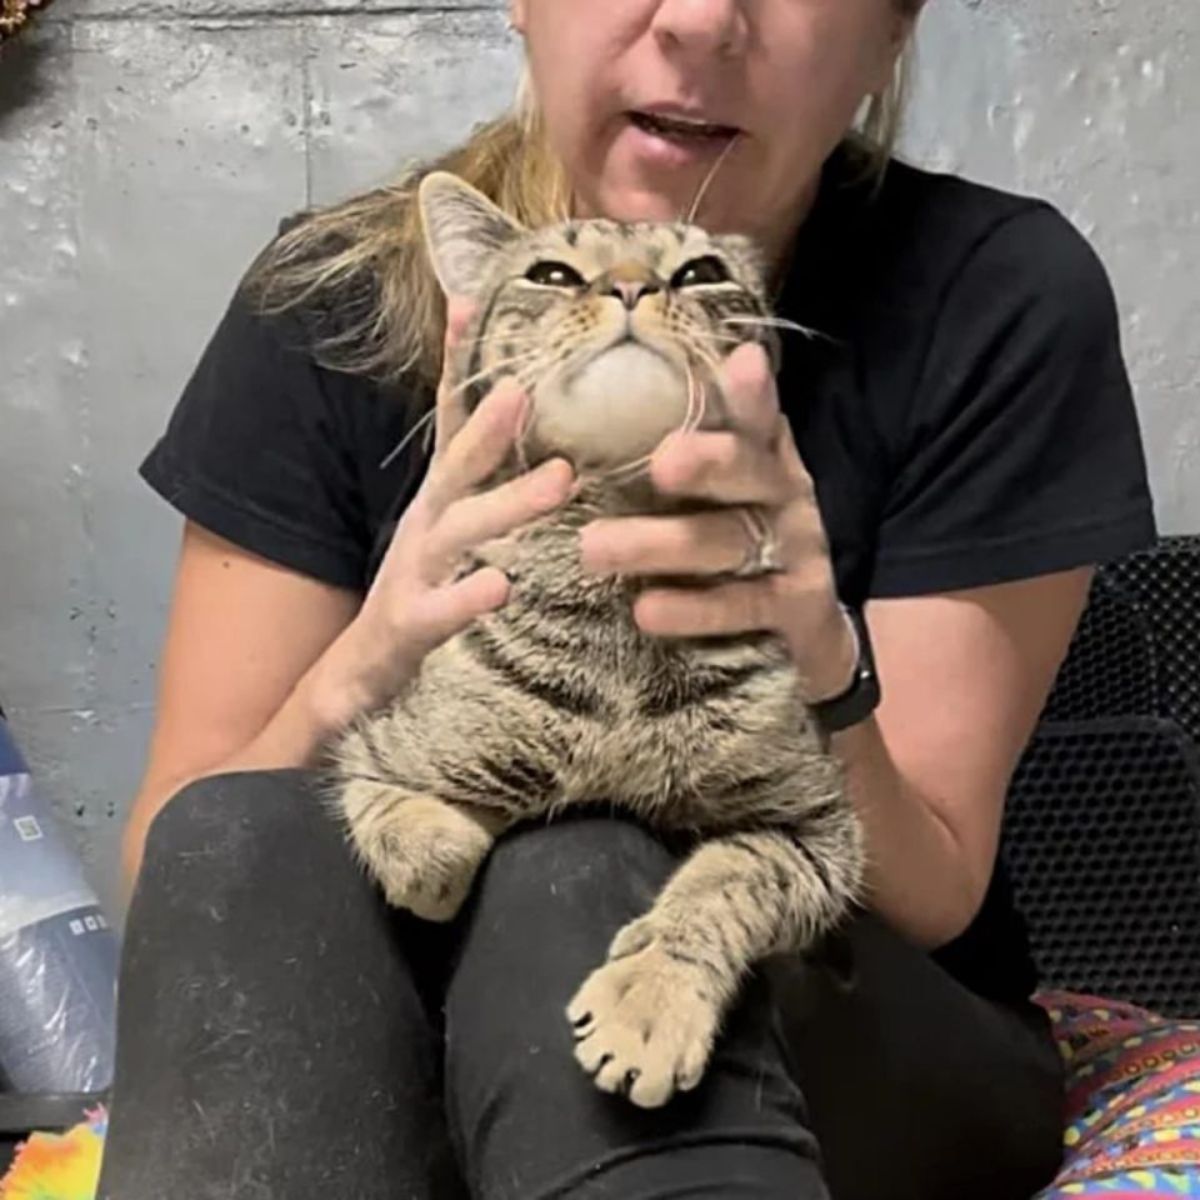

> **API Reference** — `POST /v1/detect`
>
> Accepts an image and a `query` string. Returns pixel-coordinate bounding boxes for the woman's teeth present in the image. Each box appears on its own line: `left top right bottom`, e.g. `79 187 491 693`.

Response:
630 112 738 142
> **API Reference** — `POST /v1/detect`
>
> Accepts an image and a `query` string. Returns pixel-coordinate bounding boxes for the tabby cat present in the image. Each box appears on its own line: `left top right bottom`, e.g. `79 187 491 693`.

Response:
332 171 864 1109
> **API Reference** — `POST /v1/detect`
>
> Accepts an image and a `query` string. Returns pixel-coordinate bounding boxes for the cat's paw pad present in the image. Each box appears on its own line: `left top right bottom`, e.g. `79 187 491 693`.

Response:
566 941 721 1109
364 801 492 922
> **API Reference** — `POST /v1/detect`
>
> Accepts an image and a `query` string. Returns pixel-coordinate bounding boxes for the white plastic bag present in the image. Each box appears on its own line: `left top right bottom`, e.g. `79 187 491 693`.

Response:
0 713 117 1094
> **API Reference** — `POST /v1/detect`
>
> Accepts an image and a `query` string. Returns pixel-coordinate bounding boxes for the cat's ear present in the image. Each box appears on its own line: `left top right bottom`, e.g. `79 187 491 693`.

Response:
418 171 525 299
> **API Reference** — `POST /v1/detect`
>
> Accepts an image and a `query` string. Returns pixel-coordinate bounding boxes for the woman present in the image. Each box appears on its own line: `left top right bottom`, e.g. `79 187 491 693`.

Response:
99 1 1156 1197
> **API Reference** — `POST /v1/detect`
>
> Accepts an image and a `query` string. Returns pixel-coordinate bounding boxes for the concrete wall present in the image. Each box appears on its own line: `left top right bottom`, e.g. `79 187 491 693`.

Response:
1 0 1196 914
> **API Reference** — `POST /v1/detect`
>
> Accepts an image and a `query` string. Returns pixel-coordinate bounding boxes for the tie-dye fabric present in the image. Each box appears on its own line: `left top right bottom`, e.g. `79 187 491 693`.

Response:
0 1110 104 1200
1036 991 1200 1196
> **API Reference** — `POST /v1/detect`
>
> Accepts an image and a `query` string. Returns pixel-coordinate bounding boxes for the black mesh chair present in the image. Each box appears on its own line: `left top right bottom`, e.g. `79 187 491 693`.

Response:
1004 535 1200 1017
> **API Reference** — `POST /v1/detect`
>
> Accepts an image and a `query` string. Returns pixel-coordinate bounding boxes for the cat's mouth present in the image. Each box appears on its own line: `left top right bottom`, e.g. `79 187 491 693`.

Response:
610 324 679 369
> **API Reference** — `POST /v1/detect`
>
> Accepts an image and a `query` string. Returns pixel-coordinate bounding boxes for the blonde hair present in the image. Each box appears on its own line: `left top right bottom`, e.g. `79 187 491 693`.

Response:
244 37 914 392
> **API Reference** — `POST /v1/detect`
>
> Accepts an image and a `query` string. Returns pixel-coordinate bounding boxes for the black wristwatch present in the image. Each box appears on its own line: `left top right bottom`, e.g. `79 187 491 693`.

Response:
810 605 881 736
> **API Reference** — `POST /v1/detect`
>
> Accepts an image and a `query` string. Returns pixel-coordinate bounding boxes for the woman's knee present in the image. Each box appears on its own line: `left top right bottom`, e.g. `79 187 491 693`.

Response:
449 816 681 1021
141 768 343 885
478 813 678 921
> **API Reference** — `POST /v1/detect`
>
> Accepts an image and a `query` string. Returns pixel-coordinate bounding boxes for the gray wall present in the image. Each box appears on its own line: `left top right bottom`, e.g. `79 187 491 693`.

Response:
1 0 1196 915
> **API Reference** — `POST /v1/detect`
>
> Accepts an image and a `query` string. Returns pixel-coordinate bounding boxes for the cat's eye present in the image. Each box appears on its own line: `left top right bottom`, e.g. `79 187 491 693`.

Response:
525 260 586 288
670 256 732 288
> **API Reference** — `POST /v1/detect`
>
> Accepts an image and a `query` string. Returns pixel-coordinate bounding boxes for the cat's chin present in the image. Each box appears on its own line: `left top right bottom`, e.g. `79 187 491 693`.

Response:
530 342 707 472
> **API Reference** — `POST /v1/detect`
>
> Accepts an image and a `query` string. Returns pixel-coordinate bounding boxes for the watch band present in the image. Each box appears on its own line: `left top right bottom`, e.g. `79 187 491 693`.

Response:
810 605 881 736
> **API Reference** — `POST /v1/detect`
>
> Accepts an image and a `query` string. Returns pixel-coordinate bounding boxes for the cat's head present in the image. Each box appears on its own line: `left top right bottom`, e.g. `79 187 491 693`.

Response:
418 171 779 475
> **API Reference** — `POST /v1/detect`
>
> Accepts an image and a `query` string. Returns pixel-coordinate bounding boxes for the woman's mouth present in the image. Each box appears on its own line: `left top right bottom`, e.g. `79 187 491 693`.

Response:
623 111 743 172
628 111 741 144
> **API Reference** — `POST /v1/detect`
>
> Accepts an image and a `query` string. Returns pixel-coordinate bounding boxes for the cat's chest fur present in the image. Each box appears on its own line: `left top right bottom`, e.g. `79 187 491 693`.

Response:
471 495 780 687
400 497 823 831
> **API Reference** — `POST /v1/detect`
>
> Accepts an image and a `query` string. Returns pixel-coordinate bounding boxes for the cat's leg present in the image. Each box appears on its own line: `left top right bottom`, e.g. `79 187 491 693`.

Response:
567 814 863 1108
341 780 511 922
333 661 553 921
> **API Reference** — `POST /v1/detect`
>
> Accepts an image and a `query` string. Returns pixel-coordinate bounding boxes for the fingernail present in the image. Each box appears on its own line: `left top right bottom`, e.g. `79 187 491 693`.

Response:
532 459 572 503
445 297 475 335
487 380 527 427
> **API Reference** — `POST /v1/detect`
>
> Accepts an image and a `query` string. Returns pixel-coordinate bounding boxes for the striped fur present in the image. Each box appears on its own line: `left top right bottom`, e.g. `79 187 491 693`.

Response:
331 173 864 1108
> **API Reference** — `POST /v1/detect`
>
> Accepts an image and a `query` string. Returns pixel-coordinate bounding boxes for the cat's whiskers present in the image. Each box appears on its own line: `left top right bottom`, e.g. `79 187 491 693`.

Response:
380 344 547 471
722 314 827 342
681 133 742 227
379 405 437 470
670 321 726 372
689 329 751 354
451 349 545 399
378 334 548 471
470 328 544 350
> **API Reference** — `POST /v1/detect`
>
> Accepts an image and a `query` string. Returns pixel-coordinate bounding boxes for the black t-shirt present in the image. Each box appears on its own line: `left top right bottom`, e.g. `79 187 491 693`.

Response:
142 150 1157 1004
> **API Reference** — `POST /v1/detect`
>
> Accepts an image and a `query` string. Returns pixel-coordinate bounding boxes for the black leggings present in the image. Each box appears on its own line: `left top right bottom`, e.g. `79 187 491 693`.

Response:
98 771 1064 1200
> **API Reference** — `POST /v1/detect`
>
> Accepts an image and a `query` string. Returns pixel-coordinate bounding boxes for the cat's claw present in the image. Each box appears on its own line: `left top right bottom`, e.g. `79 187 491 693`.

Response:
566 940 720 1108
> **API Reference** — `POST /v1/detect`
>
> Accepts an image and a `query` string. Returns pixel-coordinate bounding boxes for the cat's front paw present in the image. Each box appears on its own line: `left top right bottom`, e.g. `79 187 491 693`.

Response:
566 939 722 1109
375 847 476 922
353 794 493 922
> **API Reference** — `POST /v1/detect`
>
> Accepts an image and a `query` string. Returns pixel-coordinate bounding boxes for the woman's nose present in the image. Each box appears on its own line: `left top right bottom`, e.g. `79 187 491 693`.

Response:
650 0 748 59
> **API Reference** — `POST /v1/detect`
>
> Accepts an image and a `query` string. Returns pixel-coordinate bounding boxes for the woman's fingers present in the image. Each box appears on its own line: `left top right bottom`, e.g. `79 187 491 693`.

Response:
719 342 782 444
651 429 799 507
423 457 574 581
633 577 781 639
580 501 823 585
649 341 808 506
434 298 477 456
581 509 760 578
409 566 512 652
425 378 530 513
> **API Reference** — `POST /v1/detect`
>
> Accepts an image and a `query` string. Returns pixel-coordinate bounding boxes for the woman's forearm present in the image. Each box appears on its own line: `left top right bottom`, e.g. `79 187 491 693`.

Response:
833 716 986 950
783 604 983 947
120 620 407 895
120 676 336 895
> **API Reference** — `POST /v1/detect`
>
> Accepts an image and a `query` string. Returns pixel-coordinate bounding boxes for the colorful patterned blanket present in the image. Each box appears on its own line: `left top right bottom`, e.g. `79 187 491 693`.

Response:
1038 991 1200 1197
3 993 1198 1198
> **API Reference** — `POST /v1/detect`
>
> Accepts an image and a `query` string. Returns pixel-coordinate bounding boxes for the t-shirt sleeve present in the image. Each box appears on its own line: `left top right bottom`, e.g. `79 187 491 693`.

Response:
869 203 1157 598
140 283 370 591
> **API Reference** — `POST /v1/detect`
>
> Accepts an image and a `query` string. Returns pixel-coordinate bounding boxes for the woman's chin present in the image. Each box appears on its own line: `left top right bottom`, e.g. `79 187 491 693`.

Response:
582 165 699 226
581 135 752 229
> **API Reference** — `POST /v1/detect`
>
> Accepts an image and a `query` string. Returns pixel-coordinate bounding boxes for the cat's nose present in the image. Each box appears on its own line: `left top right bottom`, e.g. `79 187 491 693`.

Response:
607 280 662 310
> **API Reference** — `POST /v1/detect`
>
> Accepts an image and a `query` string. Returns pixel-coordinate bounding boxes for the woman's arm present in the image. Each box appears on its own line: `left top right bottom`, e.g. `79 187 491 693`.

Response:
122 522 361 889
125 352 573 896
841 567 1091 948
583 343 1096 951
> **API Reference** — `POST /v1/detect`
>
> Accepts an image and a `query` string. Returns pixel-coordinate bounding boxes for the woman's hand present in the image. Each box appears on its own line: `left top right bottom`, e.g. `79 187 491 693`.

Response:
312 301 575 724
579 342 857 702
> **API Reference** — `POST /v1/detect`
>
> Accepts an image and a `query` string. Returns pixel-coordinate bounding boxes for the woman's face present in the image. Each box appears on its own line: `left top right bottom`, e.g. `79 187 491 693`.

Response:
511 0 914 249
